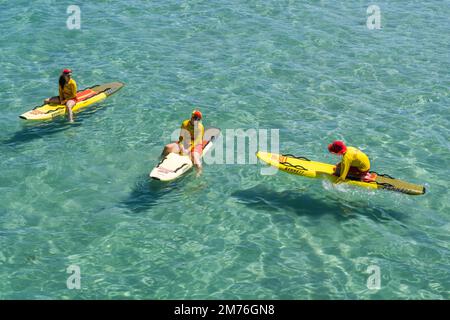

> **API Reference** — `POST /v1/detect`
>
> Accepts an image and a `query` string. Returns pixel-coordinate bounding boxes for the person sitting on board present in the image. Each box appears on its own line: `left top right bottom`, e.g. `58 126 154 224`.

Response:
161 110 205 175
328 140 371 183
44 69 77 122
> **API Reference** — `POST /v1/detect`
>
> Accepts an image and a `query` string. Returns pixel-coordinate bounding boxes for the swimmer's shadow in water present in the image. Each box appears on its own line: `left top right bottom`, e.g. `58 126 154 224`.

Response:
3 119 80 145
232 185 407 224
4 105 109 145
120 174 188 213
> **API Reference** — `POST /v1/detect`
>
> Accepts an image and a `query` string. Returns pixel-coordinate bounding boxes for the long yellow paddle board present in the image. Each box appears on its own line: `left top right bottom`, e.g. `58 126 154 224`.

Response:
19 82 124 121
256 151 425 195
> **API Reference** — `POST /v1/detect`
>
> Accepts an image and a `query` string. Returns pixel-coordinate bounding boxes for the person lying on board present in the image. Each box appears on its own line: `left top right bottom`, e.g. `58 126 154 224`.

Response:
44 68 77 122
161 110 205 175
328 140 372 183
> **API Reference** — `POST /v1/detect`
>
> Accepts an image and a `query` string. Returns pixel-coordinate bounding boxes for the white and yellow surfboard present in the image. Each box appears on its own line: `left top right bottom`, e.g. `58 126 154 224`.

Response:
150 128 221 181
20 82 124 121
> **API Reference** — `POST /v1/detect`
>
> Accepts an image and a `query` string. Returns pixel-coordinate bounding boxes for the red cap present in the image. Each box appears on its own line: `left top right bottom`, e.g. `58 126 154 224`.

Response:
62 69 72 74
328 140 347 155
192 110 202 120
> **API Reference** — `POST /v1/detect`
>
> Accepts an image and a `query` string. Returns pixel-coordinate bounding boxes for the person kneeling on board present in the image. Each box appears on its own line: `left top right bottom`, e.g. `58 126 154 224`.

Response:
328 140 371 183
162 110 205 175
44 69 77 122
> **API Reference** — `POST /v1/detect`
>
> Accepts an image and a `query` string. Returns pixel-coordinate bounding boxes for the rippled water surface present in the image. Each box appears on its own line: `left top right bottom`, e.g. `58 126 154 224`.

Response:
0 1 449 299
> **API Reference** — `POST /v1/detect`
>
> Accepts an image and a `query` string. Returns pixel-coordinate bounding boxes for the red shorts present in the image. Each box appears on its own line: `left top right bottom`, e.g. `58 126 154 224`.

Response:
334 163 369 179
191 144 203 155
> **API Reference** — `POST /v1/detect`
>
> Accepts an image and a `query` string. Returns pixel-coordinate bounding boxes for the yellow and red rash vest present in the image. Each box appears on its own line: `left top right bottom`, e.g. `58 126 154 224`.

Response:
179 119 204 151
59 78 77 101
339 146 371 180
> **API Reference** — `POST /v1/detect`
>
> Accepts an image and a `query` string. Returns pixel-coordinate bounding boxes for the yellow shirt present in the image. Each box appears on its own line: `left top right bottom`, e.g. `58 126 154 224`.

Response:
179 119 204 149
339 146 371 180
59 78 77 101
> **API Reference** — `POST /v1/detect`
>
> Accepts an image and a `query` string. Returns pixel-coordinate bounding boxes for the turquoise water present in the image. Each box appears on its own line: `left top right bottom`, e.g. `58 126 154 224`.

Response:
1 0 449 299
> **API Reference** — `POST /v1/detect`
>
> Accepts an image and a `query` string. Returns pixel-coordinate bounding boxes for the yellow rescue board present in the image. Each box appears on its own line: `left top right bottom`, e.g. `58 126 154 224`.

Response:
256 151 425 195
19 82 124 121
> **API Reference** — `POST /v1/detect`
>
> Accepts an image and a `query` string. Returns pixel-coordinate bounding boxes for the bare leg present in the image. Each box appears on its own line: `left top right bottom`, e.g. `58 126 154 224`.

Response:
161 143 180 157
66 100 76 122
192 151 203 176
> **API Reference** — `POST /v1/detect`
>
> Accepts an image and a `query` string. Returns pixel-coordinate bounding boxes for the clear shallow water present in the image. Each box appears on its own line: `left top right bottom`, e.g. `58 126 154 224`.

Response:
0 0 449 299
